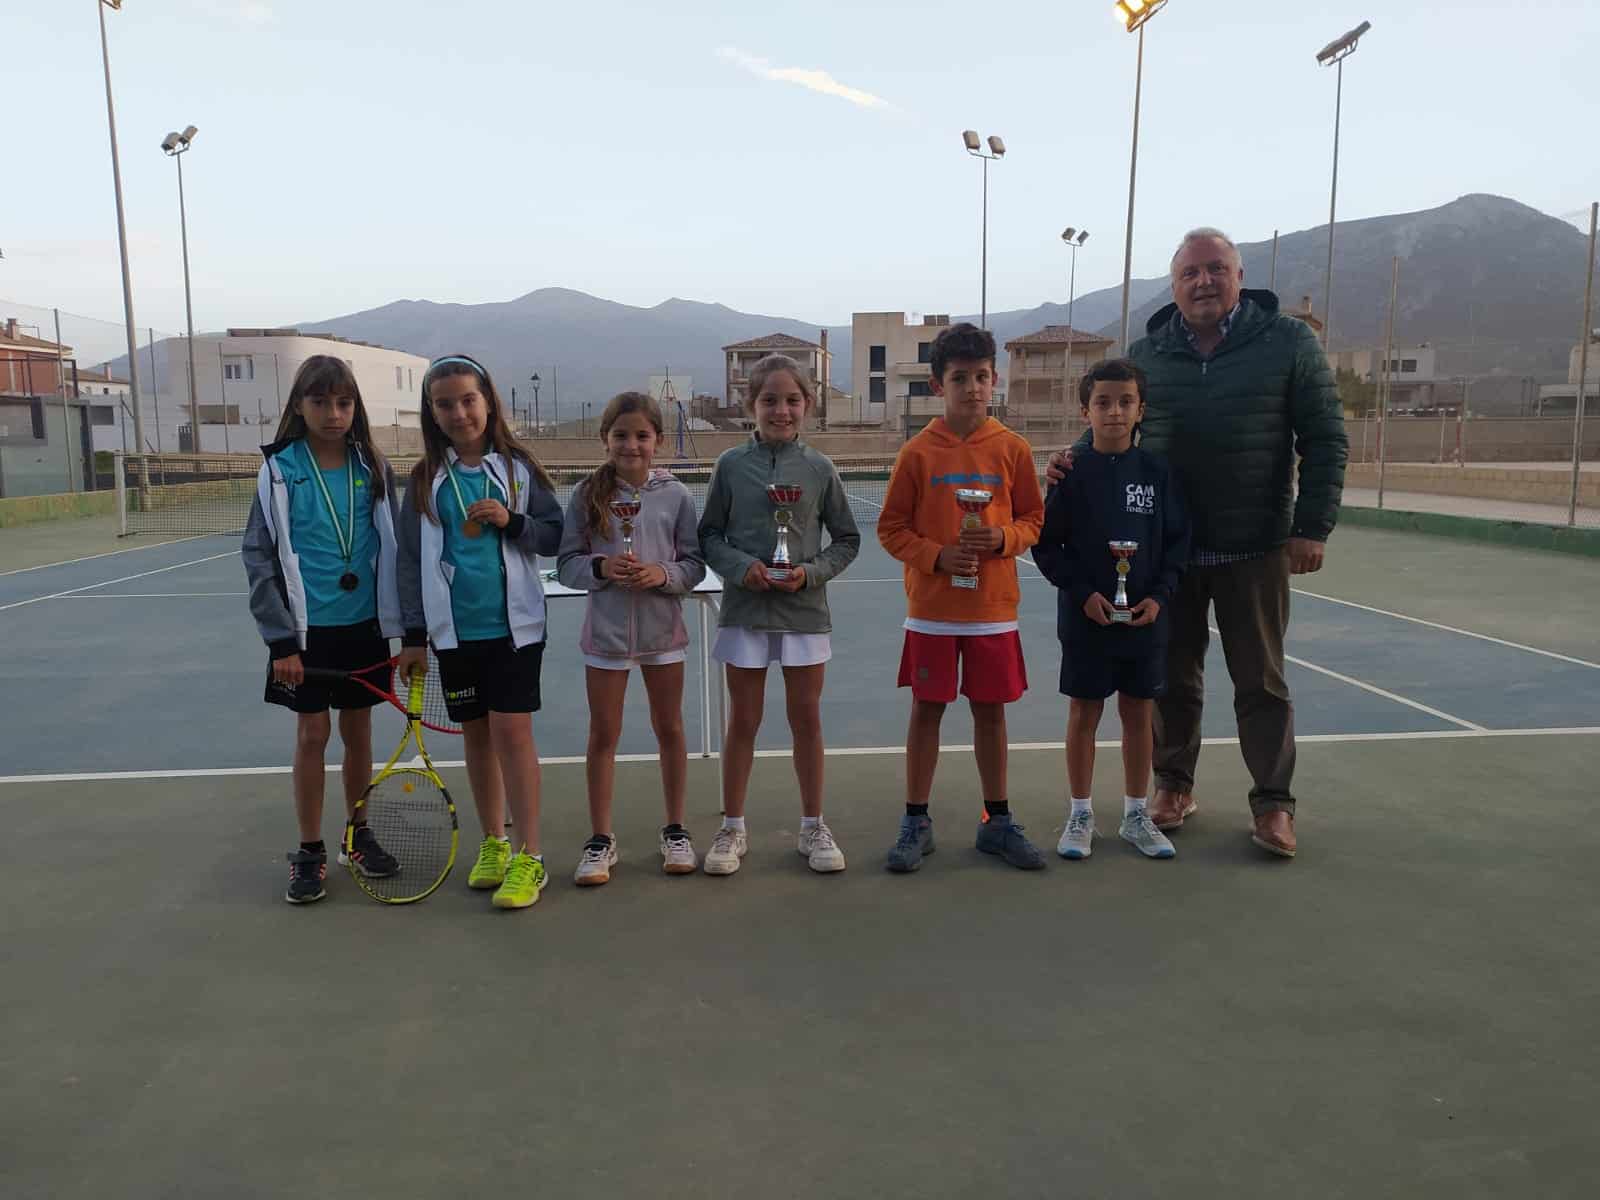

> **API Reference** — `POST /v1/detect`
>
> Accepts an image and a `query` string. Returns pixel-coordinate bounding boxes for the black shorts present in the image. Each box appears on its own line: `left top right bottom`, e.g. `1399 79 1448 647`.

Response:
265 619 392 714
434 637 545 722
1059 638 1167 701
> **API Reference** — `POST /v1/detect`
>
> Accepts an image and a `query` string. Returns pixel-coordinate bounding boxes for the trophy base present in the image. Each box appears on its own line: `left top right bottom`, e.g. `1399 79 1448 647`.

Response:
1110 609 1133 624
766 564 792 582
951 576 978 590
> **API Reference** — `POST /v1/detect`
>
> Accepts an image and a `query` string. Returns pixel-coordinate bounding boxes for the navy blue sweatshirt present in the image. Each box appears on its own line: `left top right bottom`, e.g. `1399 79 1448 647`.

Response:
1033 444 1191 652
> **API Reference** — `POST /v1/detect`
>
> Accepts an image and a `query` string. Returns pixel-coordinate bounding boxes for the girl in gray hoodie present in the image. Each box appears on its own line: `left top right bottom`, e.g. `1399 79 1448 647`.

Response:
556 392 707 885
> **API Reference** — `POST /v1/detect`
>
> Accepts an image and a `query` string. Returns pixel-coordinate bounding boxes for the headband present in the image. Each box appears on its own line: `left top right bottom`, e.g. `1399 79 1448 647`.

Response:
428 355 484 374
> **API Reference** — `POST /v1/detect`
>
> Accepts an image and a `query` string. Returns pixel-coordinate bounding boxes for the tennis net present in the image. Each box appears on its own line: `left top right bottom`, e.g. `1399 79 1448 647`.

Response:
115 450 1057 537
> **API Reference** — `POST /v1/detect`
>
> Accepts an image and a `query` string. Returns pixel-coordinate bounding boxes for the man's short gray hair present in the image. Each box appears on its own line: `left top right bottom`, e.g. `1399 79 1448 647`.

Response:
1170 227 1242 275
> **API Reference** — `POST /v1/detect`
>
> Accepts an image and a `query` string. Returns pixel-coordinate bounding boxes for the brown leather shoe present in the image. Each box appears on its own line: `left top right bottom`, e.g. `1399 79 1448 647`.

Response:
1150 788 1197 832
1251 810 1296 858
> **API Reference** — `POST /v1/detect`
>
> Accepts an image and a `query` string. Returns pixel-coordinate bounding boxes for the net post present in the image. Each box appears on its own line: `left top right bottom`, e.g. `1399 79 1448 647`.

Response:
115 452 128 536
698 598 712 758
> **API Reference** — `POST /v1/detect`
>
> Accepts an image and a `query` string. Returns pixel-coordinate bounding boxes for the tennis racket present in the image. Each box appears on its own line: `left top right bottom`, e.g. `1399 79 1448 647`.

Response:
302 663 459 904
303 653 461 734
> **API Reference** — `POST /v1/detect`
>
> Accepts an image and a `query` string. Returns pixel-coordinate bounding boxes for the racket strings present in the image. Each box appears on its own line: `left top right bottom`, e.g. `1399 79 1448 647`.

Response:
355 773 456 902
390 656 462 734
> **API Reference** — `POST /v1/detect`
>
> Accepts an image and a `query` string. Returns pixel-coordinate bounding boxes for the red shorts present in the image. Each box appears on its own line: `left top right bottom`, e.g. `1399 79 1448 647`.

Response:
897 630 1027 704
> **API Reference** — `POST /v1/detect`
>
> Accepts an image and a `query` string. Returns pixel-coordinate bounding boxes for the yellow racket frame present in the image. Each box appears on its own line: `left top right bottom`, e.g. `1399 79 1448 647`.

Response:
344 669 460 904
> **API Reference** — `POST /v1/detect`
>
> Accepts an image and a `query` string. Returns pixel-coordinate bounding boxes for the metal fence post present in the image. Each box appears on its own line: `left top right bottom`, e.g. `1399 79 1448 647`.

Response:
1570 203 1596 527
115 452 128 536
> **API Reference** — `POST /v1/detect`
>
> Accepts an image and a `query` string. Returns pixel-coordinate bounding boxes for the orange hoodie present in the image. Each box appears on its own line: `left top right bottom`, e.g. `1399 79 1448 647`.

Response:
878 417 1043 623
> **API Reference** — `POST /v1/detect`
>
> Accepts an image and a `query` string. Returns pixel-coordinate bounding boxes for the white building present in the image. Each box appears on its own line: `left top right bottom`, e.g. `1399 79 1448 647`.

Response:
1330 344 1440 412
1536 332 1600 416
150 328 430 452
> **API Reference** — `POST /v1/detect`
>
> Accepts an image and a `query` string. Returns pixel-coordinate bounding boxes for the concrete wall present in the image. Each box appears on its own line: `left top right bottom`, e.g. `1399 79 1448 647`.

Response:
1347 415 1600 463
1345 462 1600 506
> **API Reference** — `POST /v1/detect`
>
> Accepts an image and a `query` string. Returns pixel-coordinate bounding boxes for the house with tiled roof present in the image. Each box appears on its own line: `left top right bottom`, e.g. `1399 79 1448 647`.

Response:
718 330 833 429
1003 324 1114 433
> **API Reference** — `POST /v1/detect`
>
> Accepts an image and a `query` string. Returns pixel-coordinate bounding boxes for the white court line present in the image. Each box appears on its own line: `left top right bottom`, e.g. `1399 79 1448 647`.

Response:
0 534 213 578
1207 622 1485 731
1292 587 1600 672
5 726 1596 785
0 550 237 613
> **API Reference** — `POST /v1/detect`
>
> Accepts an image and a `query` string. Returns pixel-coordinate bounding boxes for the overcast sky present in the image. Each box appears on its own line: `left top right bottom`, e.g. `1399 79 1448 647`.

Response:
4 0 1597 336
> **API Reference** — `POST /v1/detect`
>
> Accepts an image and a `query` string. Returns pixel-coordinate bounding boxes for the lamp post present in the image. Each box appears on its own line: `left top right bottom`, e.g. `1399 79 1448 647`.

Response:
583 401 591 438
97 0 146 465
961 130 1006 327
161 124 200 453
1316 19 1372 349
1113 0 1167 351
1060 227 1089 428
530 373 541 438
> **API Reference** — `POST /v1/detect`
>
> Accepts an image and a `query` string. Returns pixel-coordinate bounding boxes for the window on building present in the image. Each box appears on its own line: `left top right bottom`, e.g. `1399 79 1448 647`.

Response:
396 366 404 389
869 345 886 372
917 342 932 364
1401 359 1417 373
869 377 886 404
223 356 255 382
408 368 414 391
908 380 931 398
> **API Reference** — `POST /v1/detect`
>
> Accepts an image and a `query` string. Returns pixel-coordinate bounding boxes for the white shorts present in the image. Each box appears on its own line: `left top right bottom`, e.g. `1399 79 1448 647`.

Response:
713 627 832 669
583 649 687 672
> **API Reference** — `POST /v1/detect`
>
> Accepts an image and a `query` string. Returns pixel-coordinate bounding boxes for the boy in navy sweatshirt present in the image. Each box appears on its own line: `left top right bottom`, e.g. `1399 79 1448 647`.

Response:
1034 359 1191 861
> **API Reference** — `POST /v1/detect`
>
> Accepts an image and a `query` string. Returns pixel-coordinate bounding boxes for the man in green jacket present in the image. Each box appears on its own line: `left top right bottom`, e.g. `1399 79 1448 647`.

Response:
1049 228 1348 858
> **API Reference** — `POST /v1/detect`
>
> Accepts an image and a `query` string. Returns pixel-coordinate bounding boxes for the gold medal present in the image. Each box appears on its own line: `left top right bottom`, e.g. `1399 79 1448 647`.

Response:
462 519 483 539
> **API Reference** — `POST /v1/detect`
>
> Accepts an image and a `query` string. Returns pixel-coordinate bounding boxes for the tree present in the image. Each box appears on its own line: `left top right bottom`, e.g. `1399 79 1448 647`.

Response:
1335 367 1377 417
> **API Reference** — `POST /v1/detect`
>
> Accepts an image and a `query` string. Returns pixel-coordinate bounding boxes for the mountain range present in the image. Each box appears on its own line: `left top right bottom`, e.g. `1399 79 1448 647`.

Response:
300 194 1592 417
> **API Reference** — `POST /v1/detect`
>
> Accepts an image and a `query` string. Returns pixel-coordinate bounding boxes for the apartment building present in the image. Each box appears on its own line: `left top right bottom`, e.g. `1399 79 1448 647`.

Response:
720 332 831 428
849 312 954 434
1003 325 1113 433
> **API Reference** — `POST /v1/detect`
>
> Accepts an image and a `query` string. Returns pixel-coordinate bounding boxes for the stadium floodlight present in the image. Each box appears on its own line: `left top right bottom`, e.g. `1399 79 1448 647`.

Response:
1060 227 1090 405
1114 0 1166 33
1114 0 1168 347
161 120 202 443
962 130 1007 327
1317 19 1373 349
1316 20 1371 65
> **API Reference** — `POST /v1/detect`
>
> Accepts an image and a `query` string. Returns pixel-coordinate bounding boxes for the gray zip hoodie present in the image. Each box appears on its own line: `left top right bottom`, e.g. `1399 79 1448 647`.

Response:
556 469 707 658
697 435 860 633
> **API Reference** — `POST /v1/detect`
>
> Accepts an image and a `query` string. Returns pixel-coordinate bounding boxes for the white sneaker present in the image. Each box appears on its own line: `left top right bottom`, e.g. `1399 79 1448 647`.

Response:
1119 808 1176 859
798 820 846 873
703 826 748 875
1057 808 1095 859
574 836 618 886
660 827 698 875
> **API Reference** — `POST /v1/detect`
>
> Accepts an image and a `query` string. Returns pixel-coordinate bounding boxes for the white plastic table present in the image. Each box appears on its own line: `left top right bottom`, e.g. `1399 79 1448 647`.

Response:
541 568 726 757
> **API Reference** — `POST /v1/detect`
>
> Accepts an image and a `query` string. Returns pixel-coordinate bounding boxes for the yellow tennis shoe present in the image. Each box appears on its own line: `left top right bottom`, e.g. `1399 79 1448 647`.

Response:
492 852 548 910
467 836 511 889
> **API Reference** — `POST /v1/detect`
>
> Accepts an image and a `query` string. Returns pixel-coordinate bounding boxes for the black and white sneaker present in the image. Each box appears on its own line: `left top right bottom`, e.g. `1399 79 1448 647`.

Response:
286 848 328 904
339 825 400 878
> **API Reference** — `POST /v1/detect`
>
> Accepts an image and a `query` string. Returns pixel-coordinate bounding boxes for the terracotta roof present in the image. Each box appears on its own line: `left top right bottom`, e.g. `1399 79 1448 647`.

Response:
1004 325 1113 349
0 331 68 353
722 332 821 352
76 366 128 385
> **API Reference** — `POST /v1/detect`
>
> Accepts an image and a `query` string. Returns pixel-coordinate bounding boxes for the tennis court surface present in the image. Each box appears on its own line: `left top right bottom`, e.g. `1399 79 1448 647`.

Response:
3 503 1598 1196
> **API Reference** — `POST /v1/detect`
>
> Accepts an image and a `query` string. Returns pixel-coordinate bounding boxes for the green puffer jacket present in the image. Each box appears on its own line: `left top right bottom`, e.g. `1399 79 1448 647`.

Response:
1086 290 1349 553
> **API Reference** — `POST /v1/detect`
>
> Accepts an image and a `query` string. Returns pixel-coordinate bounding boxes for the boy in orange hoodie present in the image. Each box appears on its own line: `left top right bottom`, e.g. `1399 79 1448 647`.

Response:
878 323 1046 872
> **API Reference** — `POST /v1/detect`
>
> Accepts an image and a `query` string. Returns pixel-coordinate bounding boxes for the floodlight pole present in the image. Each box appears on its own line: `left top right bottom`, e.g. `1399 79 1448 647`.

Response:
98 0 145 471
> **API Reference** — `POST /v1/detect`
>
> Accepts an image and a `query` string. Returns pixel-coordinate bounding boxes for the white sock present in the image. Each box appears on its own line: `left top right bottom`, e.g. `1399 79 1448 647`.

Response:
723 815 746 832
1124 795 1148 818
1070 797 1093 816
800 815 820 831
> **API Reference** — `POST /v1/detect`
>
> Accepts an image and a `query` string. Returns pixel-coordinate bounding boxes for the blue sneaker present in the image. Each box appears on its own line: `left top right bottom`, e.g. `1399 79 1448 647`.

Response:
886 814 935 873
975 814 1046 870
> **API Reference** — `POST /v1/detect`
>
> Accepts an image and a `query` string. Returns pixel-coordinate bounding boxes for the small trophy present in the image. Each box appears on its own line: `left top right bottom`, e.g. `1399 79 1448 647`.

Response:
952 488 994 591
609 491 642 556
765 483 803 581
1108 540 1139 622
